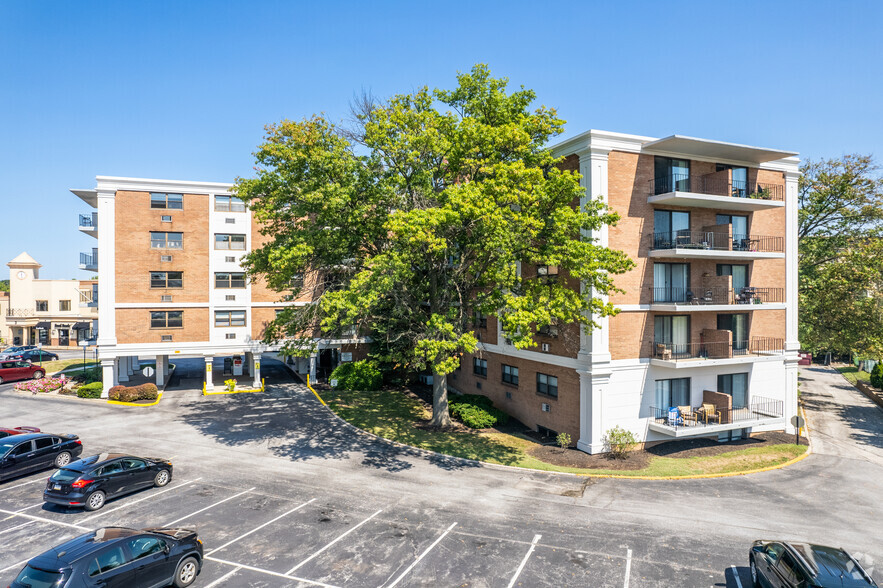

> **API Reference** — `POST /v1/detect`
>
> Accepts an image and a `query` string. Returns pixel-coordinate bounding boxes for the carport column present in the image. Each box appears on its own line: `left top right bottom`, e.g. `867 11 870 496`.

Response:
308 352 317 381
577 368 609 454
784 358 798 435
252 353 262 388
155 355 165 387
119 356 130 382
244 351 253 376
204 356 214 391
784 169 800 435
132 356 140 370
100 358 118 398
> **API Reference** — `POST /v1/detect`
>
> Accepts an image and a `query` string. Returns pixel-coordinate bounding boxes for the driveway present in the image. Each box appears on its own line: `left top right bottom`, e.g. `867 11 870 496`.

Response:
0 362 881 587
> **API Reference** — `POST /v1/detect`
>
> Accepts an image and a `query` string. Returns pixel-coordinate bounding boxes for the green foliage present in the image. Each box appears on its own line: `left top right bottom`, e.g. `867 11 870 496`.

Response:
235 65 633 424
603 425 637 460
0 279 8 292
556 432 572 449
70 367 102 384
871 363 883 389
108 383 158 402
449 395 509 429
76 382 103 398
330 360 383 391
224 378 237 392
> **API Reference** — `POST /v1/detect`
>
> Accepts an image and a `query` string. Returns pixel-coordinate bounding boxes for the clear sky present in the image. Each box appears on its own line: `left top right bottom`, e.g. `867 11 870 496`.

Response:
1 0 881 279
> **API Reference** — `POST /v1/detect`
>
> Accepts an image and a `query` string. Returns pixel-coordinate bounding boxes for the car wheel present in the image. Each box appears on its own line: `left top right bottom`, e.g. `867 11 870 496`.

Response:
154 469 171 487
84 490 105 511
749 555 760 588
32 371 44 380
173 556 199 587
54 452 72 467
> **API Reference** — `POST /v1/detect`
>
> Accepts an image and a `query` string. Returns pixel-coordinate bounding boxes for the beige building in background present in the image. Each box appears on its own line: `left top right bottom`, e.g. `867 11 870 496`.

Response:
4 252 98 348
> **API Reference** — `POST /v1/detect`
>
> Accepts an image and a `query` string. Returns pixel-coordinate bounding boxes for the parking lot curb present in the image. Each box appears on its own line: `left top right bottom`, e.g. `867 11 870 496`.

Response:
203 378 265 395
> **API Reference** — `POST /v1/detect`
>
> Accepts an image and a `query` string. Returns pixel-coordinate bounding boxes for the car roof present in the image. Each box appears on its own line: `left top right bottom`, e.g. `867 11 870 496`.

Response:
786 542 873 586
1 432 54 443
27 528 146 569
68 453 132 470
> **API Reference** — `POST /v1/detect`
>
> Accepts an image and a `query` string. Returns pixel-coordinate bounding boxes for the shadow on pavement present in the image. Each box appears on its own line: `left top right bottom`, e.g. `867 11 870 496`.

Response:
801 366 883 450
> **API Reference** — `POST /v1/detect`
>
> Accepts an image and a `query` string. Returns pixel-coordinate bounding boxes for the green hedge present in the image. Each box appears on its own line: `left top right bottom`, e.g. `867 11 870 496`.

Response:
77 381 104 399
330 360 382 391
70 367 102 384
108 383 159 402
449 395 509 429
872 362 883 389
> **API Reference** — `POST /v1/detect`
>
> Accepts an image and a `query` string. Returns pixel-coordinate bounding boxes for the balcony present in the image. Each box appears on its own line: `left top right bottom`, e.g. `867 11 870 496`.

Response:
648 173 785 211
79 250 97 272
79 290 98 308
649 394 785 438
651 336 785 368
648 286 785 311
78 213 97 237
648 231 784 260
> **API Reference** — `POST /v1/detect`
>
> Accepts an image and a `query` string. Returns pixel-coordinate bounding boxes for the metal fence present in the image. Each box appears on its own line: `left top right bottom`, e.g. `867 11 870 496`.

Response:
652 337 785 361
651 395 784 430
650 230 784 253
649 173 785 201
648 286 784 305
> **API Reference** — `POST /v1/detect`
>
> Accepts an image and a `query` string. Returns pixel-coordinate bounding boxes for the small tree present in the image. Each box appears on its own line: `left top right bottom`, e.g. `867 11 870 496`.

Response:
556 432 571 450
603 426 637 460
871 362 883 389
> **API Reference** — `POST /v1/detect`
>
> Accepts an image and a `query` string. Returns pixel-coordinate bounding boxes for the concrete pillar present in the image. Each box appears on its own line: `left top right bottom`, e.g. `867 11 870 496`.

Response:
127 356 135 376
576 368 610 454
252 353 262 388
101 358 118 398
205 356 214 390
244 352 253 376
119 356 130 382
155 355 165 387
308 353 317 382
132 356 140 370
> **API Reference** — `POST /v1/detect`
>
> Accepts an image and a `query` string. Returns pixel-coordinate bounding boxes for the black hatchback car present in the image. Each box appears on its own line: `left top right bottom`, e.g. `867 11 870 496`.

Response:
44 453 173 511
0 433 82 482
11 526 203 588
750 540 877 587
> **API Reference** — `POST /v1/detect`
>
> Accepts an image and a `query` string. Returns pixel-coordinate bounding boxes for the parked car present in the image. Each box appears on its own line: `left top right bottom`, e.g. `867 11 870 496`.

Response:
45 453 173 511
0 359 46 383
0 433 83 481
10 526 203 588
0 345 38 359
0 426 41 439
750 540 877 587
11 349 60 362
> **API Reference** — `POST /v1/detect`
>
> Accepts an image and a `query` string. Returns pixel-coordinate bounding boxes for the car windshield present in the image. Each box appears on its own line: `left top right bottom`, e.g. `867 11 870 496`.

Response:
0 440 17 456
14 565 66 588
50 468 82 482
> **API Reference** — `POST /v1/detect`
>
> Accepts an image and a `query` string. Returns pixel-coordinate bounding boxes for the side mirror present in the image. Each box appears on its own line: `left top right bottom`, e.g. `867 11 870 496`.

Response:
163 544 171 555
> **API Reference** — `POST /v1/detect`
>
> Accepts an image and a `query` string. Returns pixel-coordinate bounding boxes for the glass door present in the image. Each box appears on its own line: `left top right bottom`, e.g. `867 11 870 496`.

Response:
717 313 748 351
718 373 748 409
654 210 690 248
717 264 749 291
654 157 691 194
731 167 748 197
655 315 690 355
716 214 749 250
653 263 690 302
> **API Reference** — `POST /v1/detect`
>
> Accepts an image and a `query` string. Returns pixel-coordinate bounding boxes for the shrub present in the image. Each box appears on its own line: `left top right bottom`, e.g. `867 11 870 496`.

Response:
77 382 104 398
108 383 158 402
871 362 883 389
70 367 102 384
556 432 572 449
449 395 510 429
224 378 237 392
15 376 66 394
330 360 382 391
603 425 637 460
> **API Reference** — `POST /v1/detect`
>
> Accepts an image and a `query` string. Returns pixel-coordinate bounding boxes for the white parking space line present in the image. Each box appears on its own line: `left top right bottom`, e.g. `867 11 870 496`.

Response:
203 565 242 588
165 487 255 526
0 502 45 522
0 508 89 531
4 520 36 533
0 478 46 493
624 548 632 588
285 509 383 574
506 534 542 588
731 565 743 588
0 558 29 574
206 498 316 556
79 478 201 523
385 522 458 588
206 556 341 588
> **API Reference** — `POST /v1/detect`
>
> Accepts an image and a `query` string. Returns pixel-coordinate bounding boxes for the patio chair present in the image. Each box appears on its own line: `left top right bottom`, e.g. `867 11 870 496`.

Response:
656 343 672 360
697 403 721 424
677 405 697 425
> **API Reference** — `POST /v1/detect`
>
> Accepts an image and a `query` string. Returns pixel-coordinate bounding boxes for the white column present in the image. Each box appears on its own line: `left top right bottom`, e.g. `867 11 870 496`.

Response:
205 356 214 390
252 353 262 388
95 188 117 347
155 355 166 387
118 356 130 382
577 369 610 454
132 356 140 370
783 169 800 434
244 351 253 376
100 358 118 398
308 353 317 381
784 361 798 434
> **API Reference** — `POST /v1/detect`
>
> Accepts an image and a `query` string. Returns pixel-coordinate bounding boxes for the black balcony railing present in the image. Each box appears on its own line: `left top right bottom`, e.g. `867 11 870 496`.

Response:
79 252 96 267
648 286 785 305
649 173 785 201
650 231 784 253
650 395 784 430
652 337 785 361
78 214 95 227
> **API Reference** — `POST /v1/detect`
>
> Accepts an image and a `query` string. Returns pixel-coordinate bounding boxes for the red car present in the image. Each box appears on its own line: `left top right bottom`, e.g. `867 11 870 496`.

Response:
0 426 41 439
0 360 46 384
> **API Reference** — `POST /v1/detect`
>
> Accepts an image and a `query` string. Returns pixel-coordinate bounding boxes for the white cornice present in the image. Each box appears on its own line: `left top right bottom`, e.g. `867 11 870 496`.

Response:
94 176 232 195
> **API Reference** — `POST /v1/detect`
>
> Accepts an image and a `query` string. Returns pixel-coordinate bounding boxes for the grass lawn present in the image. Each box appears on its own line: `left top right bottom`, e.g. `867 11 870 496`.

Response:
323 388 807 477
44 359 99 374
836 366 870 387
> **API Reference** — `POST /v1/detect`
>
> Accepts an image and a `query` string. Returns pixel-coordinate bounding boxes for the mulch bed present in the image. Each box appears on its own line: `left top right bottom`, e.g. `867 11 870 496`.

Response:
529 445 652 470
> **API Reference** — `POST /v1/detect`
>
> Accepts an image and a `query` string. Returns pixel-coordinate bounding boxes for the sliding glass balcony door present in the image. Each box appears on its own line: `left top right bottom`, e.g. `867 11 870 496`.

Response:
717 313 748 351
654 210 690 249
655 315 689 356
654 263 690 302
654 157 690 195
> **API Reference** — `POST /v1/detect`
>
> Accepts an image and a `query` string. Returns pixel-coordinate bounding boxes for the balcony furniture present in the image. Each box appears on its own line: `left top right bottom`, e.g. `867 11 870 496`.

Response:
697 403 722 424
656 343 672 360
678 406 698 425
736 287 758 304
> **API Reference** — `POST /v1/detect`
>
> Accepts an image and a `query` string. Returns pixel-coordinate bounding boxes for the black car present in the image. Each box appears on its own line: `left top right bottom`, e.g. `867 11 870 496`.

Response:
14 349 60 362
0 433 83 482
44 453 173 511
750 540 877 587
0 345 37 359
11 526 203 588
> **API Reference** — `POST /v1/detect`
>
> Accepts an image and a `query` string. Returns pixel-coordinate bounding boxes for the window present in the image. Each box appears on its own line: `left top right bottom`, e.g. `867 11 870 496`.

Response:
121 458 146 470
776 552 808 586
38 328 49 344
58 300 71 311
474 311 487 329
472 357 487 377
90 547 128 576
35 300 48 312
150 311 183 328
11 442 32 456
150 232 183 249
99 461 123 476
718 373 748 409
717 264 749 291
536 265 559 277
536 373 558 397
653 263 690 302
717 313 748 350
717 163 749 197
215 272 246 288
654 315 690 353
214 195 246 212
537 324 558 338
215 310 246 327
161 215 172 222
653 210 690 248
215 233 246 250
150 193 183 209
655 377 690 408
150 271 183 288
716 214 749 246
127 537 167 561
654 156 690 194
502 365 519 385
34 437 54 450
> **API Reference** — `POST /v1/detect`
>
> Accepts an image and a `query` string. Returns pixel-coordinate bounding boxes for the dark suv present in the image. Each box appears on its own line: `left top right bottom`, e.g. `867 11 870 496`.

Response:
750 540 877 587
11 526 203 588
0 433 82 481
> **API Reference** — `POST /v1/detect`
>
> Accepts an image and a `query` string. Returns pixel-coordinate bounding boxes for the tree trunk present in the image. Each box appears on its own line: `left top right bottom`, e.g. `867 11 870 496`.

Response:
429 371 452 427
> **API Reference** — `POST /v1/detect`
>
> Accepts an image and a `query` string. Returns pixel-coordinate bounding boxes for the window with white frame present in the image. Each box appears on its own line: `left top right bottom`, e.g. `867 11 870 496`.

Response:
215 310 246 327
150 193 183 209
58 300 71 311
150 232 183 249
215 272 246 288
214 234 246 250
214 195 246 212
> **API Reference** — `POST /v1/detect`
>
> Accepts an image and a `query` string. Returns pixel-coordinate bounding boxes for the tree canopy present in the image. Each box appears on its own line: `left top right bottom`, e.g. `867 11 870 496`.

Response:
235 65 634 424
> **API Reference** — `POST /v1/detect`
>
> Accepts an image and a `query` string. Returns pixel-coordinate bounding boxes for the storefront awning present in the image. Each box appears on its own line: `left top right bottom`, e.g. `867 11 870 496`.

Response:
35 322 50 330
72 322 91 330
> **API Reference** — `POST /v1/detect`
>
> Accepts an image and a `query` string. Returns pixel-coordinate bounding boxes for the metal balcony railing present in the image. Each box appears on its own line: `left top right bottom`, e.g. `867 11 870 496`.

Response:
79 252 96 268
648 286 784 305
649 173 784 201
78 213 95 228
650 395 784 430
650 231 784 253
652 337 785 361
6 308 34 317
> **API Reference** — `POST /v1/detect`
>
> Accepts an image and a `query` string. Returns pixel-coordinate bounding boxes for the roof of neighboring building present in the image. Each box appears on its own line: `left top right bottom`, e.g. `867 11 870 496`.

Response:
7 251 41 268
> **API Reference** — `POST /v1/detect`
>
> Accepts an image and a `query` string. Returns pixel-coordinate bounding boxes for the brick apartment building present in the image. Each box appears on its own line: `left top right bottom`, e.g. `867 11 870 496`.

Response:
453 130 799 452
73 177 364 397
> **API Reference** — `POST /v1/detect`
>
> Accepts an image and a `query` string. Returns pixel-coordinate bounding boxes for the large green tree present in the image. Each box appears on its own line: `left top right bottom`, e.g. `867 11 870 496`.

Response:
798 154 883 357
235 65 633 425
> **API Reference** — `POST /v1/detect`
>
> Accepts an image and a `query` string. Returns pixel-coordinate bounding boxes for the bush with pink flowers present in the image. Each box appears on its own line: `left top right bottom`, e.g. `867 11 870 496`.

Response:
15 375 67 394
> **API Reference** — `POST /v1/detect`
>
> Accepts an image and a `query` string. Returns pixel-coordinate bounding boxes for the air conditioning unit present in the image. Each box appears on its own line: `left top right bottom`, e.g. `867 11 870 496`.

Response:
541 403 551 412
161 295 173 302
161 335 173 342
225 295 236 301
160 255 173 262
541 343 550 352
418 374 434 386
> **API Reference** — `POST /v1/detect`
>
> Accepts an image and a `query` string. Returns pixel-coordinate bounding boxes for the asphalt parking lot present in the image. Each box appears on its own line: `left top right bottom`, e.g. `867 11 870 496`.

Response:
1 360 882 587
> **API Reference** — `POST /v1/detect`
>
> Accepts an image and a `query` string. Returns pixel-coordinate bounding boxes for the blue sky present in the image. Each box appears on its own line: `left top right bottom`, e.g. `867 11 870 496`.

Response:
1 0 881 279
